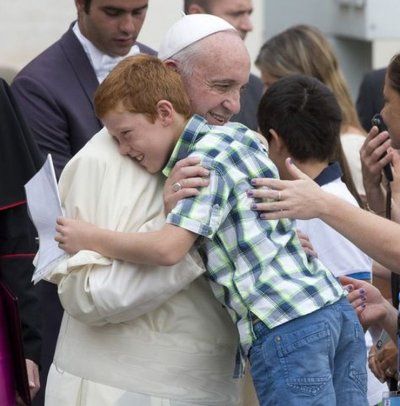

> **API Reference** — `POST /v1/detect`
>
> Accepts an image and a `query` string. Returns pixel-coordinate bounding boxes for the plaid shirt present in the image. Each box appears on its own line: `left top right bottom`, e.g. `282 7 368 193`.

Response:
163 115 344 354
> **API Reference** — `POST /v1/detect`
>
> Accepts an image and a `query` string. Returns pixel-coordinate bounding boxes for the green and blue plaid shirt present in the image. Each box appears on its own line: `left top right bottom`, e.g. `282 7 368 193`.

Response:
163 115 344 354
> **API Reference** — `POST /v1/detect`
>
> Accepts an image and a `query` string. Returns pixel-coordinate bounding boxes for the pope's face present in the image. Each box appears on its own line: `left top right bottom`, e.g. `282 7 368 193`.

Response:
180 33 250 125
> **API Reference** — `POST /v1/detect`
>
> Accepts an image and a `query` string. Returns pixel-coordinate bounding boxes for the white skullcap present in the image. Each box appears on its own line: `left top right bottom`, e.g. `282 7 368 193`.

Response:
158 14 236 61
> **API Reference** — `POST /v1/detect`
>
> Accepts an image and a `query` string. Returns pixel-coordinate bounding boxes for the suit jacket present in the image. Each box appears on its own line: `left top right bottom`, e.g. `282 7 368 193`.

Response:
11 25 155 177
232 73 264 131
356 67 386 132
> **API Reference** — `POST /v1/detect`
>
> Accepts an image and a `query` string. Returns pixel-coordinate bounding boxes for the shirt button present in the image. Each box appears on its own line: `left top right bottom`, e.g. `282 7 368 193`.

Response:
275 336 281 343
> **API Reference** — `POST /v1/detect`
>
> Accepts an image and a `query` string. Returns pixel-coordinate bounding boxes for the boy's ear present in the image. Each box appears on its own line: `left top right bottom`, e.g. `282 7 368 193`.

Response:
156 100 174 125
268 129 284 152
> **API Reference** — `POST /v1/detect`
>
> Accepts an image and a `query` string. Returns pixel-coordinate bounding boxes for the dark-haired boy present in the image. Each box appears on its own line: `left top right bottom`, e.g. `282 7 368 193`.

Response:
258 74 372 281
258 74 383 403
56 57 368 405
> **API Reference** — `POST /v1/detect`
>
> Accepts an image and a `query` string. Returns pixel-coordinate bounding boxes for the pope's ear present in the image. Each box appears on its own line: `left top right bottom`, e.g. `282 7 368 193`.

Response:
164 60 178 72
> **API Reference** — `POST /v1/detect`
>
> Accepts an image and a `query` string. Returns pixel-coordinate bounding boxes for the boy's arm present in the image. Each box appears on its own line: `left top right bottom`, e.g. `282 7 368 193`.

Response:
56 217 198 266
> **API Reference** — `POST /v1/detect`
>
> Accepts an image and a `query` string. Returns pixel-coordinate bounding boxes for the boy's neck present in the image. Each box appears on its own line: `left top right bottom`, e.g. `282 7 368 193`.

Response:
293 159 329 181
172 114 189 142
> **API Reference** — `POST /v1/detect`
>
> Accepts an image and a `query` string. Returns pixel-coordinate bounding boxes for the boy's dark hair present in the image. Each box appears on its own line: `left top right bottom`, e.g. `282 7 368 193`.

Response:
258 74 342 162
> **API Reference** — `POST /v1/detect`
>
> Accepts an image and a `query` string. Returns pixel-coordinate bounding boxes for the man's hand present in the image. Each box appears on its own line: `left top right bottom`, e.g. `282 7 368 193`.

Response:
368 340 398 383
163 156 209 214
377 340 398 381
18 359 40 402
26 359 40 399
55 217 98 254
368 345 386 382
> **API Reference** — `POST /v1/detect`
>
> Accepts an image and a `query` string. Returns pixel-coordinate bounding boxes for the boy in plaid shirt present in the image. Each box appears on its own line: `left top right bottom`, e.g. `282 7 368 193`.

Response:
56 55 367 405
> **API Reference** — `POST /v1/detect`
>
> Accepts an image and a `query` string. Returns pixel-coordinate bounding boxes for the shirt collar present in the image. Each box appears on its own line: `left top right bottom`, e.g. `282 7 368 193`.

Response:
314 161 342 186
72 22 140 83
163 115 209 177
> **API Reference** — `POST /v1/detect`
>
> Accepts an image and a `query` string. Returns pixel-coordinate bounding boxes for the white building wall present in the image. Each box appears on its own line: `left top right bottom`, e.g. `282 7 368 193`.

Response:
1 0 399 97
0 0 264 74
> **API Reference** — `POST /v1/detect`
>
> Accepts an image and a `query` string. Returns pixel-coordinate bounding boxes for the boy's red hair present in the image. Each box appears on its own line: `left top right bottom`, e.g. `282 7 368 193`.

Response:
94 54 191 122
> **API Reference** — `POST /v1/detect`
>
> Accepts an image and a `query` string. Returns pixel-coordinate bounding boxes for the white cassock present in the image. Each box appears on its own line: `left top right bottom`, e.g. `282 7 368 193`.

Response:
45 128 243 406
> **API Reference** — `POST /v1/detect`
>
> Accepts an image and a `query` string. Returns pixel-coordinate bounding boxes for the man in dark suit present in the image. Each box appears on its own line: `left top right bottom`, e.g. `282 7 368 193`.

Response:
356 67 386 132
184 0 263 131
11 2 153 404
12 0 153 177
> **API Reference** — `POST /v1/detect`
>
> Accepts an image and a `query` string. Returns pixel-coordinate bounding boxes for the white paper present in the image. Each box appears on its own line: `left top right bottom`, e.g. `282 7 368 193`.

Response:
24 154 67 283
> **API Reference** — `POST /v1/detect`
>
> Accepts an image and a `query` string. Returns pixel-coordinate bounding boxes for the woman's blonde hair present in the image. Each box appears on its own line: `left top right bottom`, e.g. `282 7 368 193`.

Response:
256 24 362 133
256 25 365 207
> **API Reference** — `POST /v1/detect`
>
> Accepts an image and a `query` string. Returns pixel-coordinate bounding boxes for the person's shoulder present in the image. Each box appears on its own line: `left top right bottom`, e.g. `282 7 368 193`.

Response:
14 28 72 79
361 67 386 86
202 124 267 163
322 178 359 206
137 42 157 56
248 73 264 97
224 122 263 146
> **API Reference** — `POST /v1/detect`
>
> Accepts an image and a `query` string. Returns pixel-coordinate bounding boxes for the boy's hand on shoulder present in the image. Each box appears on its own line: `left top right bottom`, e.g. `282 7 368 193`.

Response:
164 156 209 214
55 217 98 255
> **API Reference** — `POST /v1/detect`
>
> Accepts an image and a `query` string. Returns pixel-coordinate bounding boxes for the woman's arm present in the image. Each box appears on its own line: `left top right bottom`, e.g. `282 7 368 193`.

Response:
56 218 197 266
248 158 400 272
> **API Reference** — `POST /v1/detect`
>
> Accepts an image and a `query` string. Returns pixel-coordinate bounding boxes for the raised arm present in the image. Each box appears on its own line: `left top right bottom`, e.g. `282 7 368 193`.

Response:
56 217 197 267
248 158 400 272
360 125 392 214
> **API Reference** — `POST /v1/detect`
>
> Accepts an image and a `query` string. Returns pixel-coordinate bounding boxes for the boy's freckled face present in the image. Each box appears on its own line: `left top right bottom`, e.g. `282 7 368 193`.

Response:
102 108 174 174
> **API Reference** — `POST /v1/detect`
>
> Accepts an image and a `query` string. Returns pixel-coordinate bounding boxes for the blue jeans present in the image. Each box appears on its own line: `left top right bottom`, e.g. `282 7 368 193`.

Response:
248 297 368 405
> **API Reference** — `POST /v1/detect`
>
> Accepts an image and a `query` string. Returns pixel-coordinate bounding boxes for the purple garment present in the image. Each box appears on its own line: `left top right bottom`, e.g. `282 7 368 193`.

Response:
0 298 15 406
